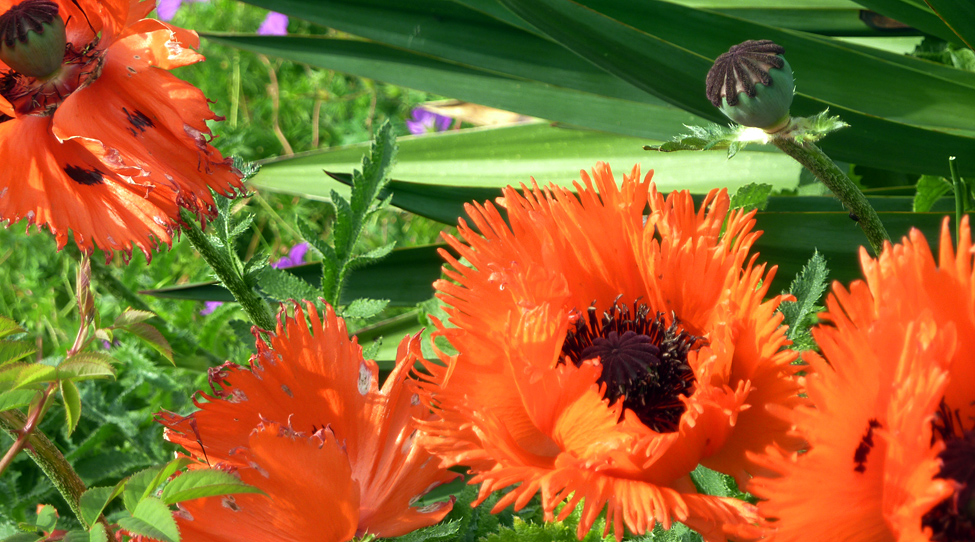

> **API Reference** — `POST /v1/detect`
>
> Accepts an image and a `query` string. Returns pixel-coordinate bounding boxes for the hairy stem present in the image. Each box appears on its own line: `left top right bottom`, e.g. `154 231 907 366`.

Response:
0 407 91 529
180 210 277 332
771 137 889 255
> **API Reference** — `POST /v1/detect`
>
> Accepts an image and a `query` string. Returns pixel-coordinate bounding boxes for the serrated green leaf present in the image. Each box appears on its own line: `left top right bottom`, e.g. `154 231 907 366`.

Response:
87 522 109 542
92 329 113 344
0 389 37 412
123 467 163 513
343 298 390 320
113 309 156 327
0 315 25 339
330 189 355 256
55 354 116 382
60 379 81 435
116 497 179 542
11 364 56 389
80 486 120 527
121 322 173 365
389 520 461 542
161 468 264 505
689 465 740 499
914 175 953 212
35 504 58 533
348 242 396 271
729 183 773 211
295 218 332 264
62 530 92 542
0 340 35 366
259 266 321 303
145 457 195 505
779 251 830 351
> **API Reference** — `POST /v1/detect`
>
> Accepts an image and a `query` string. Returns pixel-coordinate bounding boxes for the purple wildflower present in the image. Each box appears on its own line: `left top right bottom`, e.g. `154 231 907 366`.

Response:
200 300 223 316
257 12 289 36
156 0 207 21
406 107 452 135
272 242 310 269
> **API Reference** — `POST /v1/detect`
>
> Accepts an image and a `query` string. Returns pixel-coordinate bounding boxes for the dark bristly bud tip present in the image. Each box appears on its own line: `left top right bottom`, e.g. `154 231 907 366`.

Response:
706 39 794 132
0 0 66 78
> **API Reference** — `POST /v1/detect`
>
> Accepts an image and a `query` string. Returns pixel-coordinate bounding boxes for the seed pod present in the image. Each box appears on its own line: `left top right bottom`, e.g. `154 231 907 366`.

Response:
706 40 795 132
0 0 66 79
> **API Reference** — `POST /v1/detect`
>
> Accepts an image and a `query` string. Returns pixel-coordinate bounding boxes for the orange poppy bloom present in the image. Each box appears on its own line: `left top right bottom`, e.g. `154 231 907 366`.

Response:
0 0 241 261
157 303 459 541
415 162 805 541
750 218 975 542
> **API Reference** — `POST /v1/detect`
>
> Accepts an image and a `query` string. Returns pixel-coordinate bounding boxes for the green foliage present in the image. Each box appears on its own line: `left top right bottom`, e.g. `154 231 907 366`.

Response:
914 175 953 212
778 251 830 351
730 183 773 212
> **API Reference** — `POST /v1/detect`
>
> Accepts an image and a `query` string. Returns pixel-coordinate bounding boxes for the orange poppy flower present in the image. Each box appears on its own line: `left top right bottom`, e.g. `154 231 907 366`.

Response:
0 0 241 261
749 217 975 542
414 162 805 541
156 302 459 541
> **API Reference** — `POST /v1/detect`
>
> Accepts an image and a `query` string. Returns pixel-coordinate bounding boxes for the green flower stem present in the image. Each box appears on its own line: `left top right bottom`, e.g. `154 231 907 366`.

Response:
771 136 889 255
949 156 966 242
0 408 90 529
180 210 277 331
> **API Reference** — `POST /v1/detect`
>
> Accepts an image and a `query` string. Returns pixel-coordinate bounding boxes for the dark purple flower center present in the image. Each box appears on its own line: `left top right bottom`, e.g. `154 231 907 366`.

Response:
559 299 701 433
922 400 975 541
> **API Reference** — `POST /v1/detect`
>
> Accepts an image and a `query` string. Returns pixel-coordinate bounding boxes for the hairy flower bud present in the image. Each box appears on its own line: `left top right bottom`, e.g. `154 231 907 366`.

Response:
0 0 66 78
706 40 794 132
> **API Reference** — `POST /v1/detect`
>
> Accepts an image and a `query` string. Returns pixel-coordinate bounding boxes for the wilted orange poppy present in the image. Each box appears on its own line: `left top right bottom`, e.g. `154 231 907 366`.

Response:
157 303 459 541
750 218 975 542
0 0 241 261
415 162 805 541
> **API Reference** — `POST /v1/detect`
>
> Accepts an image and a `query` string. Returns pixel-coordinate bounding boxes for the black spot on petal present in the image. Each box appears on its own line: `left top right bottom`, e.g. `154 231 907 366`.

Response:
122 106 154 136
64 164 103 185
853 418 882 473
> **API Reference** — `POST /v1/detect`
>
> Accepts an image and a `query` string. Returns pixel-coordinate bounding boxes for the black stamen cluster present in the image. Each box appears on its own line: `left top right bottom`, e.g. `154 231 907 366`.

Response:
923 400 975 541
560 298 701 433
706 40 785 107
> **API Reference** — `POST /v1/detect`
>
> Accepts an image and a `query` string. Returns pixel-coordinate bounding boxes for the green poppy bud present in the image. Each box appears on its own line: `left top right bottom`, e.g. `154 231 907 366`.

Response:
706 40 794 132
0 0 66 79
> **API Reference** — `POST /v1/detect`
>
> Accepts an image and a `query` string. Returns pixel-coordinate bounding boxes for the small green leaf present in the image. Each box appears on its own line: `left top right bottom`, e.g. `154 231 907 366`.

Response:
689 465 742 499
343 298 390 320
914 175 953 212
145 457 194 502
113 309 156 327
35 504 58 533
123 467 163 513
0 389 37 412
56 353 117 382
348 242 396 271
0 340 35 366
80 486 120 527
779 251 830 351
295 218 332 264
92 329 113 344
60 379 81 435
161 468 264 505
116 497 179 542
121 322 174 365
11 364 56 389
258 266 321 303
0 315 25 339
62 523 109 542
729 183 773 211
87 522 109 542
